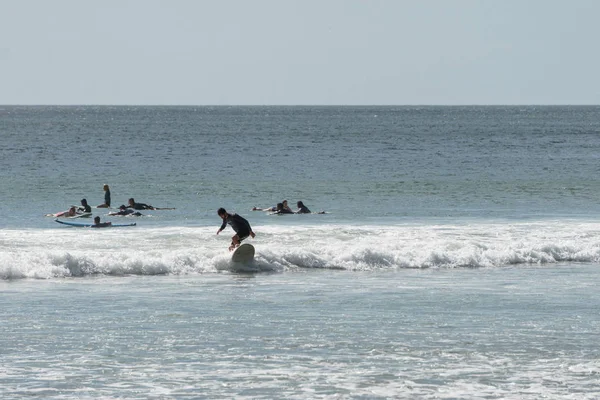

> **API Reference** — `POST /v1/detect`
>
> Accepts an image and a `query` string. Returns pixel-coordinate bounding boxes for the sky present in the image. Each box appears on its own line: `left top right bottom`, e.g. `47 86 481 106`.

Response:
1 0 599 105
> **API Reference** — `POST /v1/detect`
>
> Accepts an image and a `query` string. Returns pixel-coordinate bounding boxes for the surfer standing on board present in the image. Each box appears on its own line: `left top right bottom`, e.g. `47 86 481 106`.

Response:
216 208 256 251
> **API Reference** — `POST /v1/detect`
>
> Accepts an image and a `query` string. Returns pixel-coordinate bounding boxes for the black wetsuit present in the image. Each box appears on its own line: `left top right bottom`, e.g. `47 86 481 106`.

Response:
129 202 153 210
220 213 252 239
297 205 311 214
115 208 142 216
79 204 92 213
105 190 111 207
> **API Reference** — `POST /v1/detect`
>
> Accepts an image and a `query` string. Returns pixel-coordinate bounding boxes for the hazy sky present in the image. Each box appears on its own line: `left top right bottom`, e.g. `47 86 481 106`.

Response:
1 0 598 105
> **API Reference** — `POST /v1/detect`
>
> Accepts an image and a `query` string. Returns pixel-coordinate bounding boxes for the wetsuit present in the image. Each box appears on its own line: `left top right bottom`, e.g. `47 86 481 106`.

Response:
220 213 252 240
104 190 111 207
297 205 311 214
115 208 142 216
92 222 112 228
79 204 92 213
129 202 153 210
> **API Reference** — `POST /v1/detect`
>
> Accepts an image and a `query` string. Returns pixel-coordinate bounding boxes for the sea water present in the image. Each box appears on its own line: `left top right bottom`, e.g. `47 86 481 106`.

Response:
1 106 600 399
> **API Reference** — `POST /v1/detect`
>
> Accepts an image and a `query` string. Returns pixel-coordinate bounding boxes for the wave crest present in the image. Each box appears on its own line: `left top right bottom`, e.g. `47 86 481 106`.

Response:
2 222 600 279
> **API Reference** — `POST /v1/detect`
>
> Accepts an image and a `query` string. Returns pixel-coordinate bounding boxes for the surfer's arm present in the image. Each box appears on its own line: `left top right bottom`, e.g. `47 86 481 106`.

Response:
217 219 227 234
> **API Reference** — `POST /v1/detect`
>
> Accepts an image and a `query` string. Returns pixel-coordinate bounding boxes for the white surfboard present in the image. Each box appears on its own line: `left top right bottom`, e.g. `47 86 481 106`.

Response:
231 243 255 263
67 212 93 219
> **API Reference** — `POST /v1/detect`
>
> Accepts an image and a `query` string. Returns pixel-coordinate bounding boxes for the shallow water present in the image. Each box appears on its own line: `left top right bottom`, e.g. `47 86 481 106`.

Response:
1 266 599 399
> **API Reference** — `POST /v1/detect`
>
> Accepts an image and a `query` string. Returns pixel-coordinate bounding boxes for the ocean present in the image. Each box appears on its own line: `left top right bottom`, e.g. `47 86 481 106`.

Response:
1 106 600 399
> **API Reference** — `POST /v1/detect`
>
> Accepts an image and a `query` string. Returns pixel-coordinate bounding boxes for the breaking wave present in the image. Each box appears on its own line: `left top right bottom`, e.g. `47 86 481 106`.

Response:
2 221 600 279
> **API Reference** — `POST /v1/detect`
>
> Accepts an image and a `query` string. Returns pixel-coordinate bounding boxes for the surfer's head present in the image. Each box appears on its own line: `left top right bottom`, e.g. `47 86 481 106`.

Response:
94 216 100 224
217 208 227 218
103 184 110 191
81 198 88 205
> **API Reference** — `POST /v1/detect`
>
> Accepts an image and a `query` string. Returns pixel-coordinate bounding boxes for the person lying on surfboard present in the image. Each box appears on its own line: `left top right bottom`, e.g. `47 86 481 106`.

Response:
253 199 293 212
252 205 276 211
295 201 326 214
281 200 293 213
272 202 294 215
46 206 78 218
216 208 256 251
127 198 155 210
109 205 143 216
126 198 176 210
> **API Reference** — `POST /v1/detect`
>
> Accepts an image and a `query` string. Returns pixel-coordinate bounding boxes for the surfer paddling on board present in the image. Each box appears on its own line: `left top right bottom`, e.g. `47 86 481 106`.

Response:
126 198 175 210
216 208 256 251
109 205 143 216
295 200 326 214
253 199 293 212
127 198 155 210
272 202 294 215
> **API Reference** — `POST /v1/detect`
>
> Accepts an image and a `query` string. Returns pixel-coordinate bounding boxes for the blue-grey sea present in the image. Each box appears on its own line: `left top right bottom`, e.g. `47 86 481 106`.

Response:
1 106 600 399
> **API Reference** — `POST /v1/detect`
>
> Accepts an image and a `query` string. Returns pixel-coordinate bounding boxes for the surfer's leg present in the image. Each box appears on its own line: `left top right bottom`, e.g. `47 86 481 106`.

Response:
230 234 241 251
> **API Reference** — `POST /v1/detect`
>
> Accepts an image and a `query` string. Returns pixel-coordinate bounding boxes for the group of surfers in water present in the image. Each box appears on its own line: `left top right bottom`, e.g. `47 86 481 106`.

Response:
51 186 324 252
252 199 324 215
49 184 166 222
219 199 324 251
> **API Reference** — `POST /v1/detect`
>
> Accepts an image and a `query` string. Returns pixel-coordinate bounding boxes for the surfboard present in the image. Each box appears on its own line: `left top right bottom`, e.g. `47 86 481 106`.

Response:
67 212 93 219
231 243 255 263
45 211 68 217
45 211 92 218
54 219 137 228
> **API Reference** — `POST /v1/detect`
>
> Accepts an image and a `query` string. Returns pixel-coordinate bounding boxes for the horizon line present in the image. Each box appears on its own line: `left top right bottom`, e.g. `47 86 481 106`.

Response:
1 104 599 107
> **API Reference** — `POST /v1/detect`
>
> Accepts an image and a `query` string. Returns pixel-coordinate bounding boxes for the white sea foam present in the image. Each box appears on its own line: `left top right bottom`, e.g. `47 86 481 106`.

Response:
2 220 600 279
